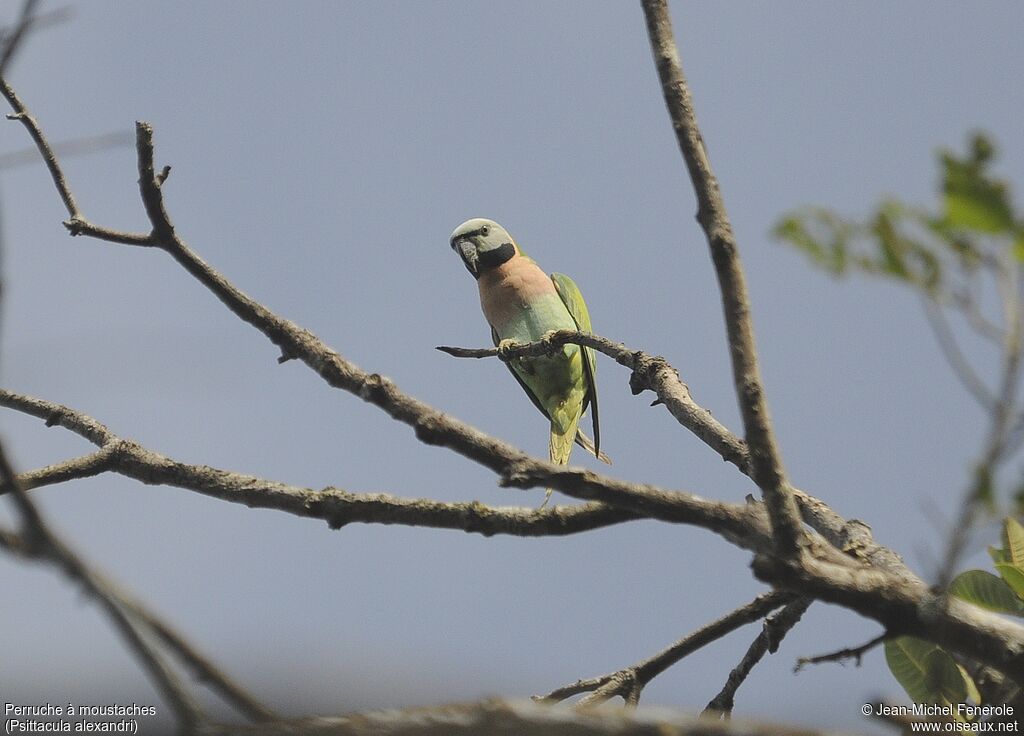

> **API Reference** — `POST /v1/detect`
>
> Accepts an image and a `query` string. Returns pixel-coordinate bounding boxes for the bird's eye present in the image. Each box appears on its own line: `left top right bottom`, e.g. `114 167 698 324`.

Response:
481 226 490 236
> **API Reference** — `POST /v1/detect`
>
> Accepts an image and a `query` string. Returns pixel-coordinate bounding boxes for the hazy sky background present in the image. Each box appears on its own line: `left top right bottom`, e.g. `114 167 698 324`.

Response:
2 2 1023 733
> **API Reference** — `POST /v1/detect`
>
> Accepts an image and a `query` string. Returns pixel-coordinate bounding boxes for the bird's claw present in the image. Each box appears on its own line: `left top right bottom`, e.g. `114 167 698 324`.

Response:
496 339 518 361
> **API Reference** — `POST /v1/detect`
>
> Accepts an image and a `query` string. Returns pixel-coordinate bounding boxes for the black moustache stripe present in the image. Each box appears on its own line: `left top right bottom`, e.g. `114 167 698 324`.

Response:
477 242 516 270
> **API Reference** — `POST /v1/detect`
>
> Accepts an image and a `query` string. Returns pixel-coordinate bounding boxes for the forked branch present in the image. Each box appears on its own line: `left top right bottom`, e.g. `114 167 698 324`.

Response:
537 591 795 707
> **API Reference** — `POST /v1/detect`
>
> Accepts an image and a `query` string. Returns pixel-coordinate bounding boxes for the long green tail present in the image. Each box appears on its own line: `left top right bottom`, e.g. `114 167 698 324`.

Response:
549 415 578 466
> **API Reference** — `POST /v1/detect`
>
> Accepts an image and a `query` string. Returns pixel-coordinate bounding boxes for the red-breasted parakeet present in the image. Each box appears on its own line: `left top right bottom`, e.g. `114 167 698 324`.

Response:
450 218 608 504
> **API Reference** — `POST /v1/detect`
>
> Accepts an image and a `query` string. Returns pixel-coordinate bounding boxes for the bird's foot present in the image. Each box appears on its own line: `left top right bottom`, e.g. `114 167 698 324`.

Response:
537 488 554 511
538 330 561 355
496 339 519 361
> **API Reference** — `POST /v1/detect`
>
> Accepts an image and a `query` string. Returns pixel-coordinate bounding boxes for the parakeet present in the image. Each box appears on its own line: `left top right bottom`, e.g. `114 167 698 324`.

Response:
449 218 608 505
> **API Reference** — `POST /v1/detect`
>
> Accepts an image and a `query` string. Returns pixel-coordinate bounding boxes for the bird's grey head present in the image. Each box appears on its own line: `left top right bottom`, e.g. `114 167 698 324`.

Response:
449 218 517 279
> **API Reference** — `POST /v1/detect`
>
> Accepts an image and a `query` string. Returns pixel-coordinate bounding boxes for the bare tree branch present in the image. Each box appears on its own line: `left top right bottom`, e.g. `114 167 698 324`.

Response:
703 598 812 718
440 332 915 580
537 591 795 707
794 633 887 672
0 389 652 539
17 447 117 490
752 547 1024 683
922 297 995 410
639 0 801 555
1 78 81 220
438 331 747 470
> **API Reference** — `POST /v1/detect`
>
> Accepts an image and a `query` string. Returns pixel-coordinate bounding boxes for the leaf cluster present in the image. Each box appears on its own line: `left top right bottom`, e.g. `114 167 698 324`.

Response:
887 518 1024 713
774 133 1023 301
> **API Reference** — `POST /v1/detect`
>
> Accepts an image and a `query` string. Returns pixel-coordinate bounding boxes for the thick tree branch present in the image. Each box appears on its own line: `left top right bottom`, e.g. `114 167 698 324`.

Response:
703 598 812 717
640 0 802 555
0 389 667 540
753 550 1024 684
537 591 794 707
440 331 914 580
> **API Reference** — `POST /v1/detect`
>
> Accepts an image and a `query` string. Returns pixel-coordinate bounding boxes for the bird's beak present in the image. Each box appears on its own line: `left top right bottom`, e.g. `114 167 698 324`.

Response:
455 239 479 277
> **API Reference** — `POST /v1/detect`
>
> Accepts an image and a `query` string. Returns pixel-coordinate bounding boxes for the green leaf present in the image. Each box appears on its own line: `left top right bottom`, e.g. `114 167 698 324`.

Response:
885 637 965 705
871 211 910 280
886 637 934 703
973 466 995 512
995 563 1024 598
1004 517 1024 566
868 210 942 292
773 211 848 276
924 649 968 705
949 569 1024 614
941 135 1015 234
989 545 1010 566
957 664 982 706
1013 230 1024 263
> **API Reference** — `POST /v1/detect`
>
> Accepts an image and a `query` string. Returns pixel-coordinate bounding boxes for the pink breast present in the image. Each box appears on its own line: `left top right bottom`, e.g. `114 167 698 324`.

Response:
477 257 556 330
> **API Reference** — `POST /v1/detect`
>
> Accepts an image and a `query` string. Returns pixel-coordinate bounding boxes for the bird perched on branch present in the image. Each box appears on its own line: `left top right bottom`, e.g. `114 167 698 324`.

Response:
449 218 609 506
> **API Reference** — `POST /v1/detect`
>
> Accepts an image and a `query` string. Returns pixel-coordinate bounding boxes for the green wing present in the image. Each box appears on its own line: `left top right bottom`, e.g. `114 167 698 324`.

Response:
550 272 600 456
491 325 549 418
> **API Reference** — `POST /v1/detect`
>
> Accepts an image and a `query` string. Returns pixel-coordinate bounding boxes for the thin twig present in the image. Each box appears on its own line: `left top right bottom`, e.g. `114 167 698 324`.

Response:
536 591 794 707
950 284 1003 344
640 0 801 555
1 76 80 219
17 447 118 490
921 297 994 410
0 0 39 75
793 633 886 672
703 598 812 717
936 249 1024 588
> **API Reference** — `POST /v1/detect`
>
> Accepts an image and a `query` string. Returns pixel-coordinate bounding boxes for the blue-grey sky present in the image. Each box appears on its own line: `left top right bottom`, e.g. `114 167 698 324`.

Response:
2 2 1022 732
